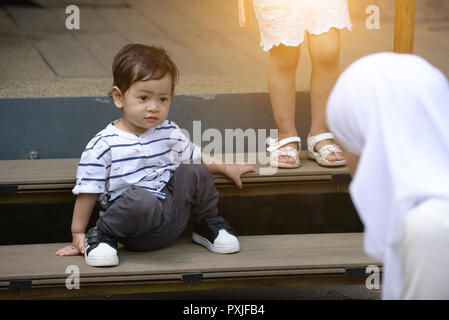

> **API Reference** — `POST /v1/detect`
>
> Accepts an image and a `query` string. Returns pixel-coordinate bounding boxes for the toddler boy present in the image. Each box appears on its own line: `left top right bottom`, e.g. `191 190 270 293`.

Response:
56 44 255 266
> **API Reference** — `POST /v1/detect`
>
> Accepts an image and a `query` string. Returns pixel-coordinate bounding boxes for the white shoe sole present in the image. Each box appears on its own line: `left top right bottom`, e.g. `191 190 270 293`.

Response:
85 255 119 267
192 232 240 254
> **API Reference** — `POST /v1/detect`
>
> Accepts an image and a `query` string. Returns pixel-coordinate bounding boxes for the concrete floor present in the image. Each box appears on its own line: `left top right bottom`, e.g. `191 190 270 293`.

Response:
0 0 448 98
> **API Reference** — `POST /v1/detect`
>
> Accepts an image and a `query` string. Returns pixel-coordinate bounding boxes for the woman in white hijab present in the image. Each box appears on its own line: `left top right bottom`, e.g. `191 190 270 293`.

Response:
326 52 449 300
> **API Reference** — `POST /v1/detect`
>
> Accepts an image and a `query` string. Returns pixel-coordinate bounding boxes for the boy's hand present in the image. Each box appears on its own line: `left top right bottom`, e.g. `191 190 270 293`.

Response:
55 232 85 256
201 153 256 188
223 163 256 189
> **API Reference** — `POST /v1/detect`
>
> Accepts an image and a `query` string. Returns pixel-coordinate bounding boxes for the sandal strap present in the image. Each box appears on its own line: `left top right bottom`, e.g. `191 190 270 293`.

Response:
307 132 335 151
274 146 299 158
317 144 342 160
269 146 300 165
267 136 301 152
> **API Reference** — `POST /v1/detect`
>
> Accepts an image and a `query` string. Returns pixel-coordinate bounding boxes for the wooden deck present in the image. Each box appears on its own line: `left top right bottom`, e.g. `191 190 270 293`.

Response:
0 233 380 299
0 153 366 300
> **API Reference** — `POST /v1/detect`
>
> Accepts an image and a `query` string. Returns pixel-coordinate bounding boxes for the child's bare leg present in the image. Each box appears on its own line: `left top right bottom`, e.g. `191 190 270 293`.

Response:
307 28 344 162
267 44 301 164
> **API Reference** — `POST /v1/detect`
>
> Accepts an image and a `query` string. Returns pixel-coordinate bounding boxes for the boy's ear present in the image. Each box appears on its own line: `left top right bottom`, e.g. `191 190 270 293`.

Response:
110 86 124 109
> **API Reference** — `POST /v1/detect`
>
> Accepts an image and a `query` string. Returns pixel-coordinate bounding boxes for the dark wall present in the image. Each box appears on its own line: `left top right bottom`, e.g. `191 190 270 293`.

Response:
0 93 311 160
0 193 363 245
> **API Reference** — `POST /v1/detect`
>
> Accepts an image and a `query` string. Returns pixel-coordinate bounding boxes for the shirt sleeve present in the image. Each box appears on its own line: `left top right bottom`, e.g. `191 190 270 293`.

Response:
168 122 202 164
72 137 111 195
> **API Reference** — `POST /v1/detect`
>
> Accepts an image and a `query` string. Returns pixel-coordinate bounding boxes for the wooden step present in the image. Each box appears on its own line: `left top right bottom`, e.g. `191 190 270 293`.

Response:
0 233 380 299
0 152 351 203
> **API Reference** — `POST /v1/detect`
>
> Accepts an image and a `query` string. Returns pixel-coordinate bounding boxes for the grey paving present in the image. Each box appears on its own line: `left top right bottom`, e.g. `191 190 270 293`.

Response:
1 1 448 97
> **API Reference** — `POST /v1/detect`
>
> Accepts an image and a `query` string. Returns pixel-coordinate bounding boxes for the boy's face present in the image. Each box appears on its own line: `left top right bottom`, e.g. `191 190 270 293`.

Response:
111 73 173 135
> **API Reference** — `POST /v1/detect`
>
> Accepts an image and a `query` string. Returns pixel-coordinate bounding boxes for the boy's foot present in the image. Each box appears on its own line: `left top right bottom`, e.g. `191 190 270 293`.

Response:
192 216 240 254
84 227 119 267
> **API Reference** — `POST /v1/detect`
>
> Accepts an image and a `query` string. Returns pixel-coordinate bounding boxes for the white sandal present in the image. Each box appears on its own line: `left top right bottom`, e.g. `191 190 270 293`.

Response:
266 136 301 168
307 132 346 167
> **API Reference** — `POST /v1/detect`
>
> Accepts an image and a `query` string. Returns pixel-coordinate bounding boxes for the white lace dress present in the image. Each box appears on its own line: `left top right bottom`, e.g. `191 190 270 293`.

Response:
252 0 353 51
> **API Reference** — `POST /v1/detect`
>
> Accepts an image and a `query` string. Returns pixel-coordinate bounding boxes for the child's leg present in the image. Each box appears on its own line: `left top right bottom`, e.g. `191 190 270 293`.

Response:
96 187 167 251
170 163 219 233
83 187 166 265
170 163 239 253
268 44 301 164
307 28 344 162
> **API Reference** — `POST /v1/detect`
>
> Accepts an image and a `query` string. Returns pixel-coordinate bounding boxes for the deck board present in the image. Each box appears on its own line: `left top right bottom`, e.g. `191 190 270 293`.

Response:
0 152 349 186
0 233 378 287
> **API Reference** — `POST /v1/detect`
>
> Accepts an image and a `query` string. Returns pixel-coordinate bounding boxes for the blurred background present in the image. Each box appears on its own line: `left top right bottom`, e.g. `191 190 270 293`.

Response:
1 0 448 98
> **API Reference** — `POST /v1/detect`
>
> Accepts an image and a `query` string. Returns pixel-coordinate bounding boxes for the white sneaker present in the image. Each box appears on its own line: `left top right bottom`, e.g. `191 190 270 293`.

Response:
84 228 119 267
192 217 240 254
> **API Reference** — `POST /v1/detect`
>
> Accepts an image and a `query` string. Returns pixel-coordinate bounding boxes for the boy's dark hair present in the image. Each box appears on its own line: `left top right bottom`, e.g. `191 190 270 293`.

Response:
109 44 179 96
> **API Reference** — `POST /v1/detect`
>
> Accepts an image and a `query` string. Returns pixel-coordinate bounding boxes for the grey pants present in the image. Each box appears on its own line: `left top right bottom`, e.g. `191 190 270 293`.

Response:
96 164 219 251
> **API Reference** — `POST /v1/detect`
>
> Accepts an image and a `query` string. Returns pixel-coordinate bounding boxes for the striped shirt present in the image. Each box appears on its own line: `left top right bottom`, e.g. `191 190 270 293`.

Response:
72 119 201 207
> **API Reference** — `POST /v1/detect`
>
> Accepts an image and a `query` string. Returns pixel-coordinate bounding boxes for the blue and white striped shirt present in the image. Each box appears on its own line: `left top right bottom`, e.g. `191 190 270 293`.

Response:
72 119 201 207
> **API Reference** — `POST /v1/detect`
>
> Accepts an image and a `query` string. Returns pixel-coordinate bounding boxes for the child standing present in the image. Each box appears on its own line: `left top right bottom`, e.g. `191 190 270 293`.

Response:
252 0 352 168
56 44 255 266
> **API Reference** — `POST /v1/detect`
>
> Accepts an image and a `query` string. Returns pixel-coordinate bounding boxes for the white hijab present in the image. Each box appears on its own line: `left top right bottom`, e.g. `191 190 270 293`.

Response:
326 52 449 299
